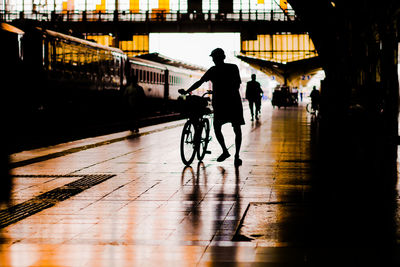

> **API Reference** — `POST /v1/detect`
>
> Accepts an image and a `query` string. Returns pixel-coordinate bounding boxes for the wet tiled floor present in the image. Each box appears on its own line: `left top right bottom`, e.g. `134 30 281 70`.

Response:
2 102 400 266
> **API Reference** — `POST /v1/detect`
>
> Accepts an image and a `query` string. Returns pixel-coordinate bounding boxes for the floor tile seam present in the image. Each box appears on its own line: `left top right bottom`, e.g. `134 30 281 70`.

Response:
117 180 163 211
68 147 148 174
70 135 177 174
76 183 129 212
91 174 140 196
10 121 186 169
268 141 289 202
204 199 243 246
162 184 217 246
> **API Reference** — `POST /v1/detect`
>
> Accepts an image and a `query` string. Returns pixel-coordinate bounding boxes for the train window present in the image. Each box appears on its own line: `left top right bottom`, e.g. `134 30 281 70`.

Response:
72 47 79 66
47 40 53 71
55 42 62 64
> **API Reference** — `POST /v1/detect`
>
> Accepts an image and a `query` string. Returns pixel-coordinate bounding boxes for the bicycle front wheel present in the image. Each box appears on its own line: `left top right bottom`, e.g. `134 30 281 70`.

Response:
180 121 196 165
197 118 210 161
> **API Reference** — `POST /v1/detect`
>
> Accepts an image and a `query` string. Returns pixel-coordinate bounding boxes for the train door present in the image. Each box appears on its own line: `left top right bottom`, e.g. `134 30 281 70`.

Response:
164 69 169 100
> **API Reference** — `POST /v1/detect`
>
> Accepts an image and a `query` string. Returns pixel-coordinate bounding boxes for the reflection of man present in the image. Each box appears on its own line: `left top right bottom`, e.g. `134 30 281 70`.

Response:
245 74 263 121
182 48 244 166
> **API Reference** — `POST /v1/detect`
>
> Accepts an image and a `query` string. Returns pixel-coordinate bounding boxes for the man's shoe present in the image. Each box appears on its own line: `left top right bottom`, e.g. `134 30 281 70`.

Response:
217 151 230 162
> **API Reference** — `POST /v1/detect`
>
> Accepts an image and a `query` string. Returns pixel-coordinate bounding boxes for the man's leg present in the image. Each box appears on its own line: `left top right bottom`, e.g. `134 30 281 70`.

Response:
232 124 242 166
214 121 230 162
249 101 254 120
255 100 261 120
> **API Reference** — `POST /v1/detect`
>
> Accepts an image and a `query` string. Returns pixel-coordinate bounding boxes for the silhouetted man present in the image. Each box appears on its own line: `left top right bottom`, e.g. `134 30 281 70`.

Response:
245 74 263 121
310 86 320 112
124 71 146 133
182 48 244 166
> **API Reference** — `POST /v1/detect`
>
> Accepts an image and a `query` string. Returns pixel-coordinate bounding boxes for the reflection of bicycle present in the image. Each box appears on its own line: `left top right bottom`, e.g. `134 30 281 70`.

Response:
306 102 319 116
179 90 212 166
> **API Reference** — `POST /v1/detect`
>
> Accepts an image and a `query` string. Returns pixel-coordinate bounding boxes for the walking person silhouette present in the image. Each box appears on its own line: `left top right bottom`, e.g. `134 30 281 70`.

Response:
246 74 263 121
181 48 244 166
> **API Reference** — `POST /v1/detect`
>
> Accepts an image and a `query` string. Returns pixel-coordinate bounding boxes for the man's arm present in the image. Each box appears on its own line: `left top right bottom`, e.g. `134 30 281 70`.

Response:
183 68 211 94
186 79 204 94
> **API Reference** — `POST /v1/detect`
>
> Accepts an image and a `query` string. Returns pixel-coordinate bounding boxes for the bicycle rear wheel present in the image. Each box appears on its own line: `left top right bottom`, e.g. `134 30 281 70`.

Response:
197 118 210 161
180 120 196 165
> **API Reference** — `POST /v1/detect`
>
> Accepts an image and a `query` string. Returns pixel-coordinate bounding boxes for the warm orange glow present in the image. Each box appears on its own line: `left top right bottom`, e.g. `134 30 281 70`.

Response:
62 0 74 11
241 34 318 63
130 0 140 13
279 0 288 12
96 0 106 11
159 0 169 11
258 0 265 3
119 35 149 56
87 35 113 47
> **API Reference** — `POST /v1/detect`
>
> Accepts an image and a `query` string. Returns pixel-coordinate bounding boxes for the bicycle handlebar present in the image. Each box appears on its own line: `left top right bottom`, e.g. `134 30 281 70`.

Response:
201 90 213 97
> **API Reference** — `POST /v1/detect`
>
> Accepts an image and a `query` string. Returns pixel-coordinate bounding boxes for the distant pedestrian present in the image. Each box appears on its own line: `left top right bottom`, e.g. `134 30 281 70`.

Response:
124 71 146 133
309 86 320 112
245 74 263 121
181 48 244 166
299 88 304 102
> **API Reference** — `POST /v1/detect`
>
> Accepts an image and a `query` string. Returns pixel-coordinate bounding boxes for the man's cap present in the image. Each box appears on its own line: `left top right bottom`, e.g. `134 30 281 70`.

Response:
210 48 225 57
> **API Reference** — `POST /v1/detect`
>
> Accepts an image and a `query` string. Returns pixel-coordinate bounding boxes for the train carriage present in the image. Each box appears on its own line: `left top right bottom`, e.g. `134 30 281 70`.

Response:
129 56 208 102
39 28 128 112
3 22 209 134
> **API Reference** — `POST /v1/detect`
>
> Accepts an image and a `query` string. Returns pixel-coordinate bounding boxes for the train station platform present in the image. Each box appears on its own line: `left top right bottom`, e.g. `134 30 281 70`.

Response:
2 101 400 266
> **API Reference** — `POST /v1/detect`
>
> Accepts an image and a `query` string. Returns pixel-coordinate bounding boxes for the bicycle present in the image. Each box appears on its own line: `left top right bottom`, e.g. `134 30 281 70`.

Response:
178 90 213 166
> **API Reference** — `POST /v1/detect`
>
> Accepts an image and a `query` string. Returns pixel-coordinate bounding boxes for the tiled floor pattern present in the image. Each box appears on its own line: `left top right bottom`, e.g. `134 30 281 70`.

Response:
1 102 399 266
